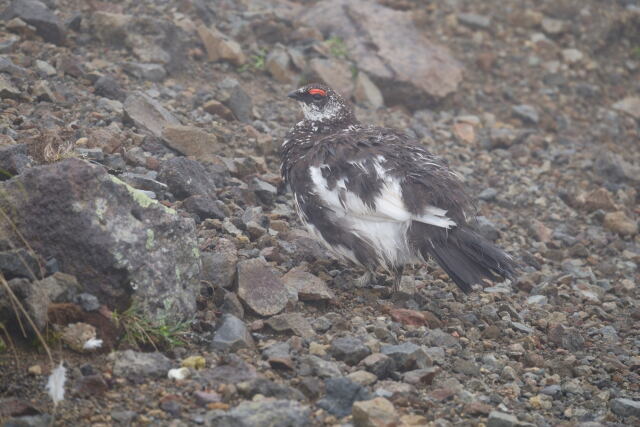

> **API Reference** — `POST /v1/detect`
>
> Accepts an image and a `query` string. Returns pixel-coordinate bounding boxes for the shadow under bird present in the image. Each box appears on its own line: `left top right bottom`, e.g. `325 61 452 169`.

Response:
281 83 517 293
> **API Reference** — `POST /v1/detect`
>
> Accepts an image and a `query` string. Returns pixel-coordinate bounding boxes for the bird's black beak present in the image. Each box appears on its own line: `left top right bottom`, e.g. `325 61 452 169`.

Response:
288 90 302 101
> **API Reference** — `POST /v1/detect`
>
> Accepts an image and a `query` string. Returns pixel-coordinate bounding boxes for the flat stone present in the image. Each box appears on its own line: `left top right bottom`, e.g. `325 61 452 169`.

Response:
603 211 638 236
611 398 640 418
201 238 237 288
237 258 287 316
381 342 431 371
299 0 462 109
282 267 335 301
354 71 384 109
300 355 342 378
512 104 539 124
352 397 397 427
266 313 315 338
162 125 220 163
402 367 438 385
330 336 371 365
265 47 295 83
362 353 394 379
205 399 310 426
347 370 378 386
307 57 354 100
110 350 172 379
123 91 180 138
211 313 254 351
0 0 65 45
487 411 520 427
218 78 253 123
458 13 492 30
0 75 21 100
197 24 245 65
157 157 219 200
561 48 583 64
122 62 166 82
612 97 640 119
317 377 372 417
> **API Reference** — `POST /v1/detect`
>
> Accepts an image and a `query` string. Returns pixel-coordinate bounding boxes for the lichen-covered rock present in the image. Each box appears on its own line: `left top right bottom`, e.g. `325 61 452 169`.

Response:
0 159 201 321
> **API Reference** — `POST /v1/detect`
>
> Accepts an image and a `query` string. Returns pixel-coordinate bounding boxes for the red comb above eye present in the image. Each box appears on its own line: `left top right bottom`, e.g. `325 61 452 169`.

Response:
308 88 326 96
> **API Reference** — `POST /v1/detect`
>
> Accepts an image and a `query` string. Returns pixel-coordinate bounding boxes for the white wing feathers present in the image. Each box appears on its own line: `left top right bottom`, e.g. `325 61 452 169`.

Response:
309 160 456 229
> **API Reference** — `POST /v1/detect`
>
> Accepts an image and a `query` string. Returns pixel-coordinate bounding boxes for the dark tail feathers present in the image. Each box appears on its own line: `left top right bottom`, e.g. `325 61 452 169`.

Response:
411 223 517 293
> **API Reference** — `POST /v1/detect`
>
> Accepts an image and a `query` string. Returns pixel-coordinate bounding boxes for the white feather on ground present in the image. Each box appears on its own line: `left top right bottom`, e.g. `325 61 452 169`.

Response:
46 362 67 406
83 337 103 350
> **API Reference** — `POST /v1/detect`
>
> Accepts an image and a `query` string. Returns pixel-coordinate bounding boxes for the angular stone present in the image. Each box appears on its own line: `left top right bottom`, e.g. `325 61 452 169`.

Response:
218 78 253 123
205 399 310 426
487 411 520 427
300 355 342 378
157 157 219 200
611 398 640 418
548 323 585 352
603 211 638 236
211 313 254 351
458 13 492 30
330 336 371 365
307 57 354 100
122 62 167 82
162 125 220 163
266 47 295 83
0 144 31 178
0 75 21 100
266 313 314 338
282 267 335 301
0 159 201 320
579 188 616 212
352 397 397 427
402 367 438 385
237 258 287 316
123 91 180 138
613 97 640 119
0 0 65 45
197 25 246 65
90 12 132 46
381 342 431 371
0 248 41 280
354 72 384 109
201 238 237 288
111 350 172 379
362 353 394 379
299 0 462 109
512 104 539 124
317 377 372 417
347 370 378 386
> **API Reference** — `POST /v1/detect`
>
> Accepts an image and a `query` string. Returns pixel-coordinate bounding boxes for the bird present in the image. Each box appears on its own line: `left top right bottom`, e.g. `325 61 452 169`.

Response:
280 83 517 293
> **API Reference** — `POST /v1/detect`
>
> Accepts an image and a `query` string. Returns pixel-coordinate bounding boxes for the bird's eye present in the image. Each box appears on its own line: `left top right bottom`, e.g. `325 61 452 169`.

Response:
312 94 324 101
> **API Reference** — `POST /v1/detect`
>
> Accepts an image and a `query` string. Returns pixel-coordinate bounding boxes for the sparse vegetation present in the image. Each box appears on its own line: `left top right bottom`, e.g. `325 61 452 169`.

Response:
327 36 349 58
112 302 190 350
238 48 268 73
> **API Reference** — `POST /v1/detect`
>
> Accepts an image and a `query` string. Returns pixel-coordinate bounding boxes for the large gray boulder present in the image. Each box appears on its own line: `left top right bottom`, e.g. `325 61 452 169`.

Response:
298 0 463 109
0 159 201 321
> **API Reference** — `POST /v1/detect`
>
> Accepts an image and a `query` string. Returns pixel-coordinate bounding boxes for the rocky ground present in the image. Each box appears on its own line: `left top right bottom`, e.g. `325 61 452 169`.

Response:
0 0 639 425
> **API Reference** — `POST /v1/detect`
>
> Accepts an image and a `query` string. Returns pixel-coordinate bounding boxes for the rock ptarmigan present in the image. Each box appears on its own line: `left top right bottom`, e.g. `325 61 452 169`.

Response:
280 83 517 293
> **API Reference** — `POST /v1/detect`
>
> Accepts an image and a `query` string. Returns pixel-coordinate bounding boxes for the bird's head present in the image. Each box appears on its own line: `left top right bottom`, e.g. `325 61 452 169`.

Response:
288 83 355 125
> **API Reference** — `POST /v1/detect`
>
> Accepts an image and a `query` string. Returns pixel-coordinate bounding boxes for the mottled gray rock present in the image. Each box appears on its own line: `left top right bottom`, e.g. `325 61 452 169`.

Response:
123 91 180 138
201 238 237 288
299 355 342 378
611 398 640 418
157 157 218 200
317 377 373 417
94 75 125 101
381 342 431 371
0 0 65 45
458 13 492 30
218 78 253 123
282 267 335 301
237 258 287 316
0 75 21 100
123 62 166 82
205 399 310 427
266 313 315 338
512 104 539 124
330 336 371 365
75 293 100 311
0 248 41 280
211 314 254 351
0 159 201 320
161 125 220 163
183 195 227 223
0 56 28 76
362 353 394 379
487 411 521 427
111 350 172 379
594 151 640 185
0 144 31 178
0 273 82 329
265 47 295 83
299 0 462 109
237 378 305 401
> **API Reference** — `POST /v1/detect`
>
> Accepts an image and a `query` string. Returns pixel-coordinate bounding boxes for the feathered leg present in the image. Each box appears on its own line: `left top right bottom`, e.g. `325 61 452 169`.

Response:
354 270 374 288
391 265 404 293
